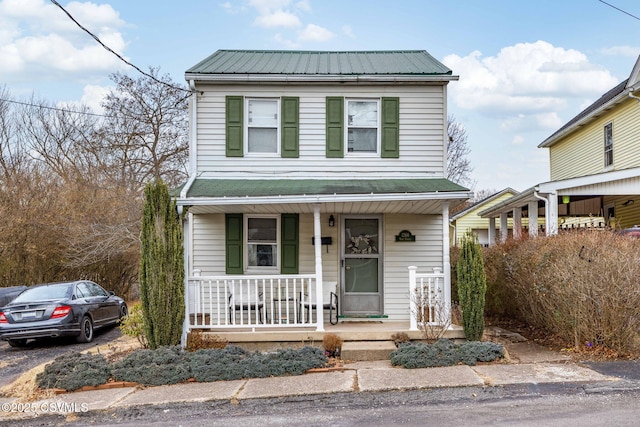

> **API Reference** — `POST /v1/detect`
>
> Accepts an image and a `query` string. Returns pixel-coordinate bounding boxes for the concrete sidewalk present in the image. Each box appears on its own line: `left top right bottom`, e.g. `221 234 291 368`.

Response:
0 328 629 421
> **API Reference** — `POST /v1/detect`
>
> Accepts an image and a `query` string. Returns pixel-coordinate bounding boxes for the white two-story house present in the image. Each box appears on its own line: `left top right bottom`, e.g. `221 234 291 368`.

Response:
176 50 470 334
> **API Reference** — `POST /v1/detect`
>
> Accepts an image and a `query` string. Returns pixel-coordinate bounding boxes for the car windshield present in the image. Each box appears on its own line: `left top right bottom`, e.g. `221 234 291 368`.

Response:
11 284 71 303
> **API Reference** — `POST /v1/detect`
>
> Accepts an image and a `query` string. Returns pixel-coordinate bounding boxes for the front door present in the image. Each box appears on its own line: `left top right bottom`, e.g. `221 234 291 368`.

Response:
341 216 383 316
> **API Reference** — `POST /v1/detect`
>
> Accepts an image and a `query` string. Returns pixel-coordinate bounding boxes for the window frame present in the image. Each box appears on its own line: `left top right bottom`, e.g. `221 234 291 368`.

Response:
245 97 280 156
345 98 381 156
604 122 613 168
244 214 280 272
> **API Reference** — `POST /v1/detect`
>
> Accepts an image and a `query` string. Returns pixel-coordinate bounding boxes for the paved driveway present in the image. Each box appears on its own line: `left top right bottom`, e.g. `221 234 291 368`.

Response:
0 326 123 389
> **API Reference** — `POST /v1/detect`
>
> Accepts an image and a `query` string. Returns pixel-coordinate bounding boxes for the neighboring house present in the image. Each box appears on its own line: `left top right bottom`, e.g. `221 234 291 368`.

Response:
479 55 640 239
450 188 519 246
175 50 471 334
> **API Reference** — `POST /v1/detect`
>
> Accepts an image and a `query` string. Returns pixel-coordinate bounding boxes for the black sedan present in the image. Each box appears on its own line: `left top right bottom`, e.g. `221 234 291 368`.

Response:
0 281 127 347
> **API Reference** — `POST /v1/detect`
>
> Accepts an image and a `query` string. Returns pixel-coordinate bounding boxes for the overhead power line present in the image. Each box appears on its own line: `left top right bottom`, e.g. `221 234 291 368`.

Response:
49 0 191 94
0 97 114 118
599 0 640 21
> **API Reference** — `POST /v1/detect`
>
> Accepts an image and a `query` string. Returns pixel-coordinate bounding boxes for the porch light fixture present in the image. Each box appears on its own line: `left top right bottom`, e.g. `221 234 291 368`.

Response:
623 199 634 207
329 215 335 227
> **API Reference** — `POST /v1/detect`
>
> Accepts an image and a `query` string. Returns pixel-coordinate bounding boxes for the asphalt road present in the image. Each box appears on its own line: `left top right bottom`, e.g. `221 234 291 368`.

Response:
0 326 123 388
4 383 640 427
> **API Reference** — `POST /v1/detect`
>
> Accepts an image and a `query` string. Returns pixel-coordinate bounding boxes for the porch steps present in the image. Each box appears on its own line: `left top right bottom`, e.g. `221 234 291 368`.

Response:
341 340 397 362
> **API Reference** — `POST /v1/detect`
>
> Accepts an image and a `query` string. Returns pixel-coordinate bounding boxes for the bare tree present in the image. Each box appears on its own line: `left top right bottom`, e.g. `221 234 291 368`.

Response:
100 68 189 188
446 115 473 187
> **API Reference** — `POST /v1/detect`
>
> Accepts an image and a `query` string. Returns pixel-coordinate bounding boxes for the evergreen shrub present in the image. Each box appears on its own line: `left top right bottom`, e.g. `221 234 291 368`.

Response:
390 339 503 368
189 345 327 382
35 352 111 391
111 346 191 386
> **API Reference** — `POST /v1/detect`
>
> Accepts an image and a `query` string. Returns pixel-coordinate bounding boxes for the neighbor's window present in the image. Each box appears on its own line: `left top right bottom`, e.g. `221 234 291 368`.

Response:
247 99 279 154
347 99 379 153
604 122 613 167
246 216 278 269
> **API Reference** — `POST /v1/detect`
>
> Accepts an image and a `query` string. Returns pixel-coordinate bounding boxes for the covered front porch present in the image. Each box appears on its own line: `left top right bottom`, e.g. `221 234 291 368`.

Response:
177 178 471 340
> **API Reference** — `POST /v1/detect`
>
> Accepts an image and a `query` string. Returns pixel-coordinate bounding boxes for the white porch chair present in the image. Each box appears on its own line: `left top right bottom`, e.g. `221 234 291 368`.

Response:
228 282 265 324
300 282 339 325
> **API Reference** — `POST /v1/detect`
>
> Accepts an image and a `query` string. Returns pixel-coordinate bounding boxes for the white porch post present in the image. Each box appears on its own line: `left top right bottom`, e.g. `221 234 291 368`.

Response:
513 207 522 239
441 203 452 325
528 201 538 237
488 217 496 246
180 212 192 348
408 266 418 331
500 213 509 242
547 192 558 236
313 204 325 331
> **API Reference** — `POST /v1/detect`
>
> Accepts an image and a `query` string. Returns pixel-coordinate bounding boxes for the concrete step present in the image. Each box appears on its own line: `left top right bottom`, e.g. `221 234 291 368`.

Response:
340 340 397 362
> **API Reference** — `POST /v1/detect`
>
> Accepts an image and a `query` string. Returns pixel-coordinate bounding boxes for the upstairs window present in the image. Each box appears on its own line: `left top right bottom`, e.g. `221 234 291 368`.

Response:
347 100 379 154
247 99 279 154
225 96 299 158
604 122 613 168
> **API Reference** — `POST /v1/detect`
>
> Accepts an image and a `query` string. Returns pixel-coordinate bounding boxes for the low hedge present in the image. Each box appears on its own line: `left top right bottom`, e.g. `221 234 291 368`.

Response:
36 345 328 391
390 339 504 368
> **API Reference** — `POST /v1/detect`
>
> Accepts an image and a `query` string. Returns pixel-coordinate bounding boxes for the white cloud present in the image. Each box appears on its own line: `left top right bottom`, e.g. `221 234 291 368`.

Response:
295 0 311 12
80 84 110 113
298 23 334 42
601 45 640 57
443 41 619 128
254 10 301 28
0 0 128 83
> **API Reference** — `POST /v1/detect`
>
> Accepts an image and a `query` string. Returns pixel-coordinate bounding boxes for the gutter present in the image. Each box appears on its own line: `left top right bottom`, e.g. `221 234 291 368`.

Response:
176 190 473 207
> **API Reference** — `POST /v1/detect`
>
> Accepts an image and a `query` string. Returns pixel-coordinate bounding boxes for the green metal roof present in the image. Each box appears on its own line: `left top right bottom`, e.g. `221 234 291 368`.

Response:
181 178 468 199
186 50 452 76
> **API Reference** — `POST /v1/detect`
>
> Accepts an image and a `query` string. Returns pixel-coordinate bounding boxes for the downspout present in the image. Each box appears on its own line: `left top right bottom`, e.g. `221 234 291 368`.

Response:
533 189 548 235
180 79 199 200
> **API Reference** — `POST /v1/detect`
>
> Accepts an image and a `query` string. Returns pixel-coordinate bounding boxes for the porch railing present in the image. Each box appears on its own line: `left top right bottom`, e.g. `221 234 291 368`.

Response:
186 274 317 330
408 266 447 330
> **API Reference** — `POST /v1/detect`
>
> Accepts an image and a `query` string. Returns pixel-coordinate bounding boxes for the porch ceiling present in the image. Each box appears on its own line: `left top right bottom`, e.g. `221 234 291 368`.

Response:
178 178 471 215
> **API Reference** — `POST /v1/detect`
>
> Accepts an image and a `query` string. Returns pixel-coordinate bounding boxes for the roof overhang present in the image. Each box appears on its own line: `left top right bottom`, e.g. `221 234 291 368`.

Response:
538 86 630 148
185 74 459 85
176 178 471 215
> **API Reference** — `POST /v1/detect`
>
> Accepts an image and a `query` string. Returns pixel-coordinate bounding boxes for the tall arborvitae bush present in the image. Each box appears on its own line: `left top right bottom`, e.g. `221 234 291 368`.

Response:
457 231 487 341
139 180 184 349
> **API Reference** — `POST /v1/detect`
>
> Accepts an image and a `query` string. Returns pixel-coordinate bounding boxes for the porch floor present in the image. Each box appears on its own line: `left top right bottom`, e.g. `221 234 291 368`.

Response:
196 321 465 351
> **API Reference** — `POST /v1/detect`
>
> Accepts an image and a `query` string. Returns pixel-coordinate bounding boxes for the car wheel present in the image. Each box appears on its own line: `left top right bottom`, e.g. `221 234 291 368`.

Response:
119 303 128 320
7 339 27 348
76 316 94 343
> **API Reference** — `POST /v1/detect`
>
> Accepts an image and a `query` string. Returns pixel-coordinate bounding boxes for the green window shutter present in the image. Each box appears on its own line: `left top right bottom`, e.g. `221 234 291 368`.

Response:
326 96 344 158
381 97 400 158
226 96 244 157
225 214 243 274
281 97 299 158
280 213 299 274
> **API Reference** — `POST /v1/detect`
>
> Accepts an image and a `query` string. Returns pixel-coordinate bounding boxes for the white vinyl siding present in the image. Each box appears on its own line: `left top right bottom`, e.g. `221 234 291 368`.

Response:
195 84 446 179
191 214 226 275
550 98 640 180
383 214 442 321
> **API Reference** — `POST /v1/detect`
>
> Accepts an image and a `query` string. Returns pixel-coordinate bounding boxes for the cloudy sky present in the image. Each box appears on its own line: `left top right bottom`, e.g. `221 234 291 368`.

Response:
2 0 640 192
